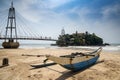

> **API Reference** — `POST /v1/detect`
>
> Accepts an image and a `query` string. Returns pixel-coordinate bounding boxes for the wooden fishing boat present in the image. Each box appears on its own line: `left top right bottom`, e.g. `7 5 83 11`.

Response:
44 47 102 71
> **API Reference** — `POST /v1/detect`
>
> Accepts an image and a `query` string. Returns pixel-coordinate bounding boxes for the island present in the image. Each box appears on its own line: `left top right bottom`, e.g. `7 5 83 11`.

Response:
56 31 104 46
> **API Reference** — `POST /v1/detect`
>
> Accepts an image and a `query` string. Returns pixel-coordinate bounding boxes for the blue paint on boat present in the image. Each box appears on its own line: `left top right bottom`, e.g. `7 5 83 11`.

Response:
62 56 99 71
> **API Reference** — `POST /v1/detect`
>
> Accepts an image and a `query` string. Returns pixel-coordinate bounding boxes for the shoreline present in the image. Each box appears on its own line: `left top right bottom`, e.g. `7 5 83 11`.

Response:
0 48 120 80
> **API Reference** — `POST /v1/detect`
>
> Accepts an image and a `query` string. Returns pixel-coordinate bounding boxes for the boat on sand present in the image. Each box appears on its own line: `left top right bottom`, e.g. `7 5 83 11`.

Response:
44 47 102 71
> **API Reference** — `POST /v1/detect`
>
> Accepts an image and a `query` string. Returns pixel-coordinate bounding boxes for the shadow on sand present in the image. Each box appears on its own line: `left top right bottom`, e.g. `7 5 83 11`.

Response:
55 60 104 80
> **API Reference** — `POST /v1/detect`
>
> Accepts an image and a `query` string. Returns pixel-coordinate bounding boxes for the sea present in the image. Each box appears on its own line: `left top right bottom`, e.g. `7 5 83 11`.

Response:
0 42 120 52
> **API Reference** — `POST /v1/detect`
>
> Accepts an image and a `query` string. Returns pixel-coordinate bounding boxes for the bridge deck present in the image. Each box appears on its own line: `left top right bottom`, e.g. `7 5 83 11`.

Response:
0 37 57 41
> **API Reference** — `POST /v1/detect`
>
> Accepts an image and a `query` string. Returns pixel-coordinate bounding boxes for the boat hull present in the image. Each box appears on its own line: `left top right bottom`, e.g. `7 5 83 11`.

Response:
61 55 99 71
45 47 102 71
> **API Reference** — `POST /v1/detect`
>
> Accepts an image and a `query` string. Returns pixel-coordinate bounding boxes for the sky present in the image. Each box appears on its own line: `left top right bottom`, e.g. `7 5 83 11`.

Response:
0 0 120 44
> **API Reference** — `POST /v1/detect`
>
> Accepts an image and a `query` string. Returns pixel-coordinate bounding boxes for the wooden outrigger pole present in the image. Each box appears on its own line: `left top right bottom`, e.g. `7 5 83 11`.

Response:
21 54 46 57
21 54 57 68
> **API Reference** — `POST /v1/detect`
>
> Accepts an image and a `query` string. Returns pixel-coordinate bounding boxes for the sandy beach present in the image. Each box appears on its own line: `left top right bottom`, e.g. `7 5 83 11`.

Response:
0 48 120 80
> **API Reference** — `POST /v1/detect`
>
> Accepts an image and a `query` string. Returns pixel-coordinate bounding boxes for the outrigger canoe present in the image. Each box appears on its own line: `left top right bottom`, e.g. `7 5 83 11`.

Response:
44 47 102 71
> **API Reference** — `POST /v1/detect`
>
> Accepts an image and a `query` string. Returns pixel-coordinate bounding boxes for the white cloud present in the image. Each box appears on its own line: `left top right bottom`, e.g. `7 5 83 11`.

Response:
102 3 120 19
1 0 120 43
14 0 74 23
12 0 77 38
38 0 73 9
60 4 120 43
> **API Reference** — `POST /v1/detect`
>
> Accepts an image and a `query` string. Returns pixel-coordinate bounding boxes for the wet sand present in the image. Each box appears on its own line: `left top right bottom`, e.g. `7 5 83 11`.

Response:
0 48 120 80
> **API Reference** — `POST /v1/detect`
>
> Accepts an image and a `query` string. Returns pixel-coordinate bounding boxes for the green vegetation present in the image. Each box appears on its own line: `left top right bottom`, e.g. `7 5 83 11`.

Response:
56 31 103 46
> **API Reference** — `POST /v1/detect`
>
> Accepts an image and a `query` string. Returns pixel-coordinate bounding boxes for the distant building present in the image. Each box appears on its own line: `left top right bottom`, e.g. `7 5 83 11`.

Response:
61 28 65 35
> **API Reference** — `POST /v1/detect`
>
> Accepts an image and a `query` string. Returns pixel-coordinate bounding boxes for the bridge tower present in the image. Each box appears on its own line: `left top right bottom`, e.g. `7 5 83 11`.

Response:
2 2 19 48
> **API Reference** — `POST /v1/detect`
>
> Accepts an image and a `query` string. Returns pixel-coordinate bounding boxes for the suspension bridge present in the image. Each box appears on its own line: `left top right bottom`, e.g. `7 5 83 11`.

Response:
0 2 58 48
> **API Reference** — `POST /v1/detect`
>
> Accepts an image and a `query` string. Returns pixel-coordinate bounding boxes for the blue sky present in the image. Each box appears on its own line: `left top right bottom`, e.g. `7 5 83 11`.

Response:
0 0 120 44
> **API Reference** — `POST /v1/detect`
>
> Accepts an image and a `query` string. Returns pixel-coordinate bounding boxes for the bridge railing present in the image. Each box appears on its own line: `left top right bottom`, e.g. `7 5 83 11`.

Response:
0 35 57 41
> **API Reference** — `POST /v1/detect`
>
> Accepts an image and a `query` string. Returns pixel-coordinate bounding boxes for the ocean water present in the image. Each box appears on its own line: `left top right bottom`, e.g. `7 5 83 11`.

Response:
0 42 120 52
19 43 57 49
68 45 120 52
18 43 120 52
